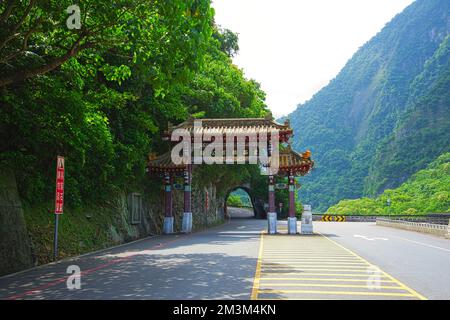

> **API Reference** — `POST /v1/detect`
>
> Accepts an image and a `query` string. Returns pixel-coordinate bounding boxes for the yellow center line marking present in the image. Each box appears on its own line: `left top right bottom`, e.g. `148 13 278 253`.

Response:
317 232 427 300
257 289 415 298
250 231 264 300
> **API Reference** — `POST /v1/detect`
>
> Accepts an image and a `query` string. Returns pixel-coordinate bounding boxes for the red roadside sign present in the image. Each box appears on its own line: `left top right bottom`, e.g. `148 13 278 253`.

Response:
54 156 65 214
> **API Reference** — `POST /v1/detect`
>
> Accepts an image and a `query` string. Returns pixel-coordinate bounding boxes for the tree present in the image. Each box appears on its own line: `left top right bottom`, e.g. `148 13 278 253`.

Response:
0 0 213 88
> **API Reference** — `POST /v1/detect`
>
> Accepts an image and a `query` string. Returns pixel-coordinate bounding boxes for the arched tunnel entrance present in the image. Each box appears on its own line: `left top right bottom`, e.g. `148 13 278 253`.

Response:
224 186 266 220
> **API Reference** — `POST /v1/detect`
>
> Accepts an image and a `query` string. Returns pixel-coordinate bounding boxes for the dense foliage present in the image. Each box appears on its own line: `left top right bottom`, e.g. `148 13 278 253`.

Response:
0 0 268 208
326 153 450 215
289 0 450 211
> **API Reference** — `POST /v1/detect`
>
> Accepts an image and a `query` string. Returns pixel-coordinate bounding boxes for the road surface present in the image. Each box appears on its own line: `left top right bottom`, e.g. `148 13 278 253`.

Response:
1 208 449 300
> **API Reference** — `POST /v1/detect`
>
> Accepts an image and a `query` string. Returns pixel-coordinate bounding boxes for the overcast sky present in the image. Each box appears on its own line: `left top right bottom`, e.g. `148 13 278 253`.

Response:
212 0 415 117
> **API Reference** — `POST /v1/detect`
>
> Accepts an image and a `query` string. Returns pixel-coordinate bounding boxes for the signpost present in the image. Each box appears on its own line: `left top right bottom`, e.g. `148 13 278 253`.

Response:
54 156 65 260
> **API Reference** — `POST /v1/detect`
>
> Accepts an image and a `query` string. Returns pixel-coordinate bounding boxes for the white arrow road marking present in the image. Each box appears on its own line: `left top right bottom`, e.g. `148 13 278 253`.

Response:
354 235 389 241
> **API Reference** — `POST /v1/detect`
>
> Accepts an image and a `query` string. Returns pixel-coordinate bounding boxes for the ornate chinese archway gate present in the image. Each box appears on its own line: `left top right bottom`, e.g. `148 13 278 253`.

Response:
147 116 314 235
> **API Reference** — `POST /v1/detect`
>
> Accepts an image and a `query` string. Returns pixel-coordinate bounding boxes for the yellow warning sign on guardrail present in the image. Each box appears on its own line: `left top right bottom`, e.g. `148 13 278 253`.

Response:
321 215 346 222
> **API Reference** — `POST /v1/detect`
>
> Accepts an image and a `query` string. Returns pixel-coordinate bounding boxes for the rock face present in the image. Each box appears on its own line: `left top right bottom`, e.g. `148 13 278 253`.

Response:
0 169 33 276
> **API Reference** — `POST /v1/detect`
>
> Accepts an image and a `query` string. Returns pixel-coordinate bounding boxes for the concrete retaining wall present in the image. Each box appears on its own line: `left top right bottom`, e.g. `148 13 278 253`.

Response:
377 218 449 238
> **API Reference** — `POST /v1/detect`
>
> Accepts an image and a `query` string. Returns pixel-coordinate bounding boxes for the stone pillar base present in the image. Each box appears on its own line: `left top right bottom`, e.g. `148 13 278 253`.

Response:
267 212 277 234
182 212 193 233
163 216 174 234
301 223 313 234
288 217 298 234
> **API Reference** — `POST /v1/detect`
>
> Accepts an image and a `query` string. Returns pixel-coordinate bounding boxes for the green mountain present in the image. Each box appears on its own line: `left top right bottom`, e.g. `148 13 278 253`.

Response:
326 152 450 215
288 0 450 212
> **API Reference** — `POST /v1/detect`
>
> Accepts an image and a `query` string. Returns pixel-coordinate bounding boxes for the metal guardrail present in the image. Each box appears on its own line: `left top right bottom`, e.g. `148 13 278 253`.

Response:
376 218 448 230
376 218 450 238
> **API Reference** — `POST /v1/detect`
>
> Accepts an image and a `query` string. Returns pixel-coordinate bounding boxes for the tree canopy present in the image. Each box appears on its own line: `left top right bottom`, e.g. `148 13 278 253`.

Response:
0 0 269 207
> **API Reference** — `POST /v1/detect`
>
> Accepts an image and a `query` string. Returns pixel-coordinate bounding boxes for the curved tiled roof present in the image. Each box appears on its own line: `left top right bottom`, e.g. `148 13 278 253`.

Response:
164 116 293 141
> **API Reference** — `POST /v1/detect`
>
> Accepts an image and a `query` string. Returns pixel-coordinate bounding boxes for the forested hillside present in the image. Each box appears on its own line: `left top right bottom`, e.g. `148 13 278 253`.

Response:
0 0 267 209
0 1 270 269
326 153 450 215
289 0 450 211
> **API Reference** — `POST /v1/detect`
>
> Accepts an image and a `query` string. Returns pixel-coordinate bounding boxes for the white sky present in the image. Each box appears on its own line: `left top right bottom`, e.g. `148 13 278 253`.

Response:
212 0 415 117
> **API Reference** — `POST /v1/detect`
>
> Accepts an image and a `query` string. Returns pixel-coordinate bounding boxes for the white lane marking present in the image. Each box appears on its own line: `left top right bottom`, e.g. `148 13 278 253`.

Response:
393 236 450 253
354 235 389 241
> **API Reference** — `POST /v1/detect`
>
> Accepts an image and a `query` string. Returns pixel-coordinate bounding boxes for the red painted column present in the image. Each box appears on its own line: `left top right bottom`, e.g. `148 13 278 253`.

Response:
268 175 275 213
288 173 295 218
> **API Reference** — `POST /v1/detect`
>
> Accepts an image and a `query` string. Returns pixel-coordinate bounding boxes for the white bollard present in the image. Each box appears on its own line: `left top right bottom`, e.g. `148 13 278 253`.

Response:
288 217 298 234
267 212 277 234
182 212 193 233
301 205 313 234
163 216 174 234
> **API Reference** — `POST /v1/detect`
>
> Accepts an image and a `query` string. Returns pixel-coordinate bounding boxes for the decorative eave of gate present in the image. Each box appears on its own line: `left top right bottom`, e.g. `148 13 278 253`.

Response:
147 152 186 174
147 147 314 176
277 146 314 176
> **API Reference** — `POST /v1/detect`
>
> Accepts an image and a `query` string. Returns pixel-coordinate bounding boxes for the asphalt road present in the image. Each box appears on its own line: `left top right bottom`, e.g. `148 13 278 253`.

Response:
0 209 449 300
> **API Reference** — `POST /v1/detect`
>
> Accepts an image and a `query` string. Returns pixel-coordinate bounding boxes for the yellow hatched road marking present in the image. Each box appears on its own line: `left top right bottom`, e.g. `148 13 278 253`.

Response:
317 232 427 300
260 277 395 283
263 256 355 259
262 256 357 258
258 283 403 289
257 289 415 297
264 259 368 266
262 272 389 277
262 265 367 273
252 232 426 300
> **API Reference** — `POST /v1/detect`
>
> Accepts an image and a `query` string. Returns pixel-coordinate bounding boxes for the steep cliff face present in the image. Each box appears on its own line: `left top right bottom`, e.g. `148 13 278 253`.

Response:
289 0 450 211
